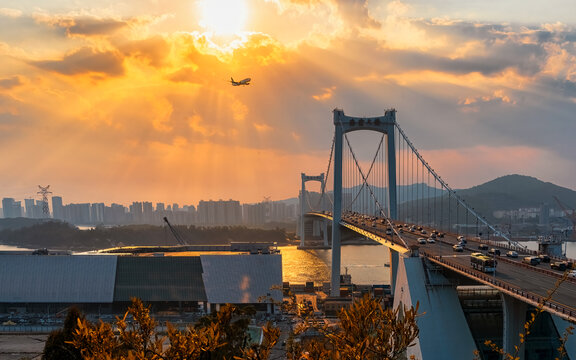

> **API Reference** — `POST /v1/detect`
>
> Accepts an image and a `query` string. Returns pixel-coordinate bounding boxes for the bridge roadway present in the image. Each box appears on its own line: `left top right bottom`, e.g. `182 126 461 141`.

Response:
308 211 576 322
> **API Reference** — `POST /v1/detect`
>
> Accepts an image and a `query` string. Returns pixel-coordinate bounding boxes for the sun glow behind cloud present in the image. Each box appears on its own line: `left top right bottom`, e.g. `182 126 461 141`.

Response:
198 0 248 36
1 0 576 205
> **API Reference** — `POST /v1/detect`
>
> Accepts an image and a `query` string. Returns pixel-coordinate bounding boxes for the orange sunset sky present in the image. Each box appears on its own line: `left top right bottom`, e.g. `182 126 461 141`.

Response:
1 0 576 205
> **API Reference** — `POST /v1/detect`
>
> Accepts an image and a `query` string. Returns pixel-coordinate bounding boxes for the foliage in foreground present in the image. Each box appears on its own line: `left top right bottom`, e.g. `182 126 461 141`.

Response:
42 306 84 360
65 299 277 360
287 295 420 360
43 295 420 360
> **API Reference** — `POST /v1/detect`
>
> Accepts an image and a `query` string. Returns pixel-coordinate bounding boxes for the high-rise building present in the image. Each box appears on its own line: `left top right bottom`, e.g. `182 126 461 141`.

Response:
130 202 143 224
24 198 35 218
142 202 154 224
198 200 242 226
1 198 22 218
91 203 105 224
243 203 266 225
104 203 127 225
52 196 64 220
68 203 91 225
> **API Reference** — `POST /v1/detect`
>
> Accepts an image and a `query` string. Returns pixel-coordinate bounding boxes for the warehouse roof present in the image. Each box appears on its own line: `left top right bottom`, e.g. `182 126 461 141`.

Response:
114 256 207 302
201 254 282 304
0 255 117 303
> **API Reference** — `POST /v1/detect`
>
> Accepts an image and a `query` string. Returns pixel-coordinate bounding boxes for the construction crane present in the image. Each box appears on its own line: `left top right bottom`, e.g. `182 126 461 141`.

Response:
553 196 576 240
163 217 187 246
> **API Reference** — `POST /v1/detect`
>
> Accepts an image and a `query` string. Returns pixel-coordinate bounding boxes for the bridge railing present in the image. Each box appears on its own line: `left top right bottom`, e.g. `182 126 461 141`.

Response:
421 250 576 322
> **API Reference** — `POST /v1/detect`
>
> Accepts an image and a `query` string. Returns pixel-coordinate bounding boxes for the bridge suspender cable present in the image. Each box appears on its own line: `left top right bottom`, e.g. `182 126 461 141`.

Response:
346 134 385 211
394 122 525 249
341 128 409 249
316 135 335 211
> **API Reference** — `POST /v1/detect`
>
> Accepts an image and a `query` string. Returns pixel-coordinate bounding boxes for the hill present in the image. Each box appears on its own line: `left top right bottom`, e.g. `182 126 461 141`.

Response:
457 174 576 212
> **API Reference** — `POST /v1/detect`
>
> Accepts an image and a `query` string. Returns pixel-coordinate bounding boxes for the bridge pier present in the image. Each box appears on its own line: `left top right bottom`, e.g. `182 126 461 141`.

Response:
502 294 528 360
392 251 478 359
389 249 399 295
299 173 325 248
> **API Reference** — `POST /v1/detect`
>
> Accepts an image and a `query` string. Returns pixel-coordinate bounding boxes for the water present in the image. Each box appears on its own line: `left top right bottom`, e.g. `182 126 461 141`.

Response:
280 244 391 285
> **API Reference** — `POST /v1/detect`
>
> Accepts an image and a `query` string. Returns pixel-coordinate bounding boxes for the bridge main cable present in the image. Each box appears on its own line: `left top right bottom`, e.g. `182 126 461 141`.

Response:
394 122 524 249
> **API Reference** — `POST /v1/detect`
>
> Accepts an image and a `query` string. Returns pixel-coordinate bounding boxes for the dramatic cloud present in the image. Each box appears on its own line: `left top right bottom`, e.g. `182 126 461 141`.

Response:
31 47 124 76
0 76 23 89
0 0 576 204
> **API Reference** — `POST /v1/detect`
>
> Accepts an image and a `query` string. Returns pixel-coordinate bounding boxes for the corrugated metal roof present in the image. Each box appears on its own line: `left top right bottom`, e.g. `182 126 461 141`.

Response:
201 254 282 304
0 255 117 303
113 256 207 302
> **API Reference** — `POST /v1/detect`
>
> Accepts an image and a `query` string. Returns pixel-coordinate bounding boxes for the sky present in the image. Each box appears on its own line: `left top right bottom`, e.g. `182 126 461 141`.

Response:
1 0 576 206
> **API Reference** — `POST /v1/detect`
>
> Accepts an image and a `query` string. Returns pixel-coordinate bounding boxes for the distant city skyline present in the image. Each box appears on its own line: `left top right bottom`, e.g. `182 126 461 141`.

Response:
1 195 298 227
1 1 576 204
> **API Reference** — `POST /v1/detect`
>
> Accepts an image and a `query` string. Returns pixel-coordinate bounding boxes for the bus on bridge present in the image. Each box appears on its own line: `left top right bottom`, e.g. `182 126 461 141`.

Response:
470 252 497 273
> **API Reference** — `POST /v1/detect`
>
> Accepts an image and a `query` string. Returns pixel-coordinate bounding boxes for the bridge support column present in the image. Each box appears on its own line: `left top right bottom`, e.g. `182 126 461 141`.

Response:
323 219 328 247
502 294 528 360
312 220 321 237
300 173 326 248
299 177 306 247
331 119 343 296
393 253 477 359
389 248 399 296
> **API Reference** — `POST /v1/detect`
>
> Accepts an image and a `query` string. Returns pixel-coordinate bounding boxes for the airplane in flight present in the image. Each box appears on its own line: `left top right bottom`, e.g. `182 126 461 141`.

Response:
230 77 251 86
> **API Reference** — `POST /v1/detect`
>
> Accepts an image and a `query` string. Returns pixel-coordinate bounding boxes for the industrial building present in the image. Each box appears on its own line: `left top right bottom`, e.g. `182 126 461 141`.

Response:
0 250 282 316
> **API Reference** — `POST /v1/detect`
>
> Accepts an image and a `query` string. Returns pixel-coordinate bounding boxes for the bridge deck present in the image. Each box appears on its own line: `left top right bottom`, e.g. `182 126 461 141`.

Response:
309 212 576 322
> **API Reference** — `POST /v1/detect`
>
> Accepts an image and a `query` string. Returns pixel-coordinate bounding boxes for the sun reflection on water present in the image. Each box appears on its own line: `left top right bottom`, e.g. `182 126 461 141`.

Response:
280 245 391 285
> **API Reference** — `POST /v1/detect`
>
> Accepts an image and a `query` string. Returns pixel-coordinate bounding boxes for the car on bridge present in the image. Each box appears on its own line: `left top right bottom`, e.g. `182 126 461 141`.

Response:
418 238 427 244
452 244 463 252
426 238 435 244
523 256 539 266
478 244 489 250
506 251 518 258
488 248 501 256
551 261 567 271
538 254 551 263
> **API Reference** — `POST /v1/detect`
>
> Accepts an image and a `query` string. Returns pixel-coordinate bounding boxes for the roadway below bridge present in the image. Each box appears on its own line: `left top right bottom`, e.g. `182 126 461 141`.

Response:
309 211 576 322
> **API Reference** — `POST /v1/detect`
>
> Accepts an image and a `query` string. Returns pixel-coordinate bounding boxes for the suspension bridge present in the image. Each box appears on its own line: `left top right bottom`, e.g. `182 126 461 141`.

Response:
299 109 576 360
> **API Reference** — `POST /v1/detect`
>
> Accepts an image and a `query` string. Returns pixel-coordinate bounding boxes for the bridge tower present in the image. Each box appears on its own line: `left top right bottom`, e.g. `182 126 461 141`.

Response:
331 109 397 296
299 173 328 247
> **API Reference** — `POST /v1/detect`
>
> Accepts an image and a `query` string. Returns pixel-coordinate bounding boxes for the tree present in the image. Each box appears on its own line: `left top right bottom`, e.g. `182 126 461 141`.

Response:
69 298 278 359
288 295 420 360
65 295 419 359
43 306 84 360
